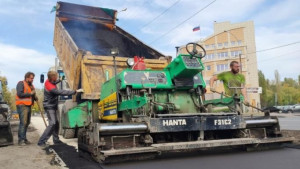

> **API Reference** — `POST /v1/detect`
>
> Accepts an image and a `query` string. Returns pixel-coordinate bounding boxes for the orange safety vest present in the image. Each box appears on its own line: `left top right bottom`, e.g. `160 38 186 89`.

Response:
15 81 33 106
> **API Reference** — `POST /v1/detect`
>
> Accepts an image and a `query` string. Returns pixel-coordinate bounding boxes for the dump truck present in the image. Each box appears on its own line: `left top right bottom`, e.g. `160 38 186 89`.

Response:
51 2 294 163
46 1 167 139
0 79 13 146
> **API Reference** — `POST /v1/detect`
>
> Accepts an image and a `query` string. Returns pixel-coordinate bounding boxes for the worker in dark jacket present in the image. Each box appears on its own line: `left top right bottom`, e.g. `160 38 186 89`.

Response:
16 72 37 146
37 71 83 148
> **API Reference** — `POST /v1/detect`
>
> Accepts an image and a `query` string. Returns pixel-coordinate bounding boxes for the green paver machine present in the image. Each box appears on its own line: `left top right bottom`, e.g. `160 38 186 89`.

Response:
78 43 294 163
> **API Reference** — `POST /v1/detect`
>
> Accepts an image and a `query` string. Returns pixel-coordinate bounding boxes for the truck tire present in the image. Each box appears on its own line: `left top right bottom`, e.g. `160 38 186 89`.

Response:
76 128 85 138
63 128 75 139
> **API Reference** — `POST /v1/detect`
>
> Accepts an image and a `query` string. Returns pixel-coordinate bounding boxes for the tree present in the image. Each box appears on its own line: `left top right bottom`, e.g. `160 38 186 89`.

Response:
274 70 281 105
258 70 300 107
274 70 280 86
258 70 268 107
0 76 13 111
10 89 16 112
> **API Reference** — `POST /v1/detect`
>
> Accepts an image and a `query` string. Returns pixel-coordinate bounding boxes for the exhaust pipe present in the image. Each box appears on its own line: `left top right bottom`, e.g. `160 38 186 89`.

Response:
99 123 148 134
245 118 278 127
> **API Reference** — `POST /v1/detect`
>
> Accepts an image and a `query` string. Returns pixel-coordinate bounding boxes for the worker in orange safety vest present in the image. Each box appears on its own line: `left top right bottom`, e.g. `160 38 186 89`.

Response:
16 72 37 146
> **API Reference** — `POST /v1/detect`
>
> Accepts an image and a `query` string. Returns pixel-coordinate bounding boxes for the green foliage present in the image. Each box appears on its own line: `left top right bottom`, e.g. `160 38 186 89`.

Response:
258 70 268 107
258 70 300 107
0 76 13 111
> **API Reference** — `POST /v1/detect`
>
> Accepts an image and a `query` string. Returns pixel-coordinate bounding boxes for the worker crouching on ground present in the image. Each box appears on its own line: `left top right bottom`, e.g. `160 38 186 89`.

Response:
37 71 83 148
16 72 37 146
210 61 249 109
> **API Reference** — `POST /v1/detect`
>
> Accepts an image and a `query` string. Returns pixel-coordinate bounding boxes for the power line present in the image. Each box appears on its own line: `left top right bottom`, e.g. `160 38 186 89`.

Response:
149 0 217 45
241 41 300 67
117 0 153 27
259 49 300 62
246 49 300 66
247 41 300 54
133 0 181 34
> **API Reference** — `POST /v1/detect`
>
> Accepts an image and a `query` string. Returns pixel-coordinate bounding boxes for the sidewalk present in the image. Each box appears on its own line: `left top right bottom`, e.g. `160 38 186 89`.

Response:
0 120 58 169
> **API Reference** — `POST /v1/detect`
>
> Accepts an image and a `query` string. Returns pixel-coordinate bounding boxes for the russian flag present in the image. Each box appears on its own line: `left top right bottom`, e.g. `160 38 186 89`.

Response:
193 26 200 32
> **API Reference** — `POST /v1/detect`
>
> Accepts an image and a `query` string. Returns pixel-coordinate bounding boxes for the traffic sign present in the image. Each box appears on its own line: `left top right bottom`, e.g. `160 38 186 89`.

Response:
247 87 262 94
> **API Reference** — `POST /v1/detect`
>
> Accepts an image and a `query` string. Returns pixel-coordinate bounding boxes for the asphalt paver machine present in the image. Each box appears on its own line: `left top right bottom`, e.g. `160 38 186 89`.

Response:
78 43 294 163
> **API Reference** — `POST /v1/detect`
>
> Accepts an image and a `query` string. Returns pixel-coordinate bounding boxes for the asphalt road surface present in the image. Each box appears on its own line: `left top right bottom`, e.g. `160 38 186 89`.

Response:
277 113 300 130
29 114 300 169
50 145 300 169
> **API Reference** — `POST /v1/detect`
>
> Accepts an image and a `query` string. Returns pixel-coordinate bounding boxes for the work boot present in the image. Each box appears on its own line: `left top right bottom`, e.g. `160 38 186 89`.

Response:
18 140 26 146
37 143 49 150
24 139 31 145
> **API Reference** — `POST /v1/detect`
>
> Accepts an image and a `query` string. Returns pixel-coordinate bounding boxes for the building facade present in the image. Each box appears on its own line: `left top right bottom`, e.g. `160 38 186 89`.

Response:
180 21 260 108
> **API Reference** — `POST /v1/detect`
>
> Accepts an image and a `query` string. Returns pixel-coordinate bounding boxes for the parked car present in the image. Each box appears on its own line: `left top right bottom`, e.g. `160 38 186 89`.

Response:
284 104 300 113
281 105 300 113
263 106 281 113
275 106 284 113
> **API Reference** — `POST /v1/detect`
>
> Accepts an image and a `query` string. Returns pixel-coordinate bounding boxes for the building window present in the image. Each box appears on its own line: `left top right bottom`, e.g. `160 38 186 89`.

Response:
224 42 228 47
206 53 215 60
231 41 236 46
218 43 222 48
217 64 229 72
237 40 242 45
207 65 211 70
231 50 242 57
205 45 210 49
217 52 228 59
238 50 242 55
211 44 215 48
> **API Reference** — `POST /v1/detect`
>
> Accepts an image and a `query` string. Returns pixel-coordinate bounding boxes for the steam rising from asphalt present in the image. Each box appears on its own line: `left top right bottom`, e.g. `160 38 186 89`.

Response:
63 20 164 59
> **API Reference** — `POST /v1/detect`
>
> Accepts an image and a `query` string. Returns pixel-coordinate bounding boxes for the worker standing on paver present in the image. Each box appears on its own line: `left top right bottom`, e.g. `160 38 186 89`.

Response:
37 71 83 148
16 72 37 146
210 61 249 106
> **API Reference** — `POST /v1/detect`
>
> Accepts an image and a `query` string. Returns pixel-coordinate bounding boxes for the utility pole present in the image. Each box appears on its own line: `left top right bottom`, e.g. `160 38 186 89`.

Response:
239 53 242 72
275 93 277 106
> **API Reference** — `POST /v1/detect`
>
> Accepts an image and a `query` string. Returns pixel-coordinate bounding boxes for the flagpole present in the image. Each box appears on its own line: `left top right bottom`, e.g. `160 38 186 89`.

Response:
199 25 201 42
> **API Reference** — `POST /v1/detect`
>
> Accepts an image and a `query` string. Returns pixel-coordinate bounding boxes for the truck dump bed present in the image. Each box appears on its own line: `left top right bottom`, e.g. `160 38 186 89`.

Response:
53 2 167 100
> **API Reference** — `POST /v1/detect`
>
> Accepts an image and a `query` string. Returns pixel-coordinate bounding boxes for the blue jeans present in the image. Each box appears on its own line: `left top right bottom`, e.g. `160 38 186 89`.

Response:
38 109 60 145
17 105 31 142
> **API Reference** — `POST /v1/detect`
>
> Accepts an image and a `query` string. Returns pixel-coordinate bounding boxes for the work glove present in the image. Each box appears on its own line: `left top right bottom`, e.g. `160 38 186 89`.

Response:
76 89 84 93
210 87 216 93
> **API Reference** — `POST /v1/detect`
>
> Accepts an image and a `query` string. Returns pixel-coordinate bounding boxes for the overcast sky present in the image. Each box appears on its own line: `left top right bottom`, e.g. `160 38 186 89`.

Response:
0 0 299 89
